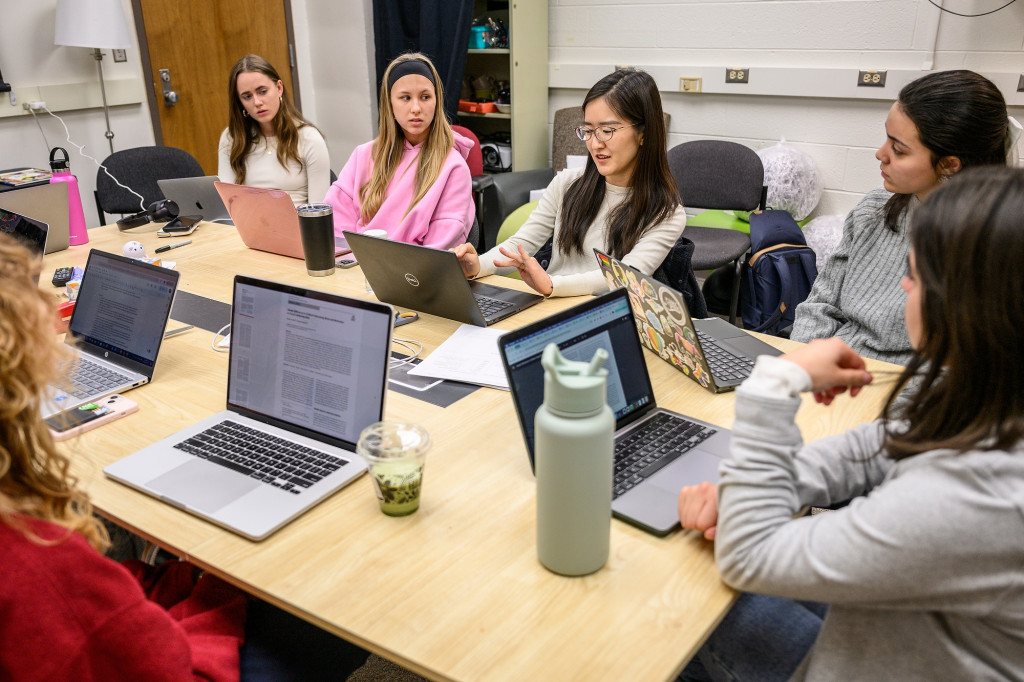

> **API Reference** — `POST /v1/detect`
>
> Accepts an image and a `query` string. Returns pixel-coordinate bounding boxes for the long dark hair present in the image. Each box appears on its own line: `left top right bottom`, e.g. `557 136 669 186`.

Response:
558 69 680 259
226 54 320 185
883 166 1024 459
882 70 1007 232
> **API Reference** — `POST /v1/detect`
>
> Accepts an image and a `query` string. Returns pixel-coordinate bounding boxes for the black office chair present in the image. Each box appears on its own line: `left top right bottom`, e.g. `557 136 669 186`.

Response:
667 140 767 325
94 146 204 225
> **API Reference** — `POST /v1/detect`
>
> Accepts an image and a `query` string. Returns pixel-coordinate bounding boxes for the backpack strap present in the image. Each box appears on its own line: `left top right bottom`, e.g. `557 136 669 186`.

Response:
748 243 808 267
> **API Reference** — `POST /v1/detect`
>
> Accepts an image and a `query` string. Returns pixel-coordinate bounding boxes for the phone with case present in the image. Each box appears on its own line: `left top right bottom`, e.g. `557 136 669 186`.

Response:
45 395 139 441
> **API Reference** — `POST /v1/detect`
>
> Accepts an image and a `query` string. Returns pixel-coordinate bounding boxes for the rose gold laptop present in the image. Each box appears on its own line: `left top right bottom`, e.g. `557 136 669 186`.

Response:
214 181 348 259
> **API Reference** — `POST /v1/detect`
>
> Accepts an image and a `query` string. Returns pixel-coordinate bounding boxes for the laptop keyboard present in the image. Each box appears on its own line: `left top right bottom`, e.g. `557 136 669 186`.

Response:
696 330 755 383
613 412 717 499
173 420 348 495
475 294 515 319
68 356 129 399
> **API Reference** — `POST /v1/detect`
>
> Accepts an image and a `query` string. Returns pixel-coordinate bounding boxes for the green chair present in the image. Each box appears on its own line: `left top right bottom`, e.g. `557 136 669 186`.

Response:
492 200 540 280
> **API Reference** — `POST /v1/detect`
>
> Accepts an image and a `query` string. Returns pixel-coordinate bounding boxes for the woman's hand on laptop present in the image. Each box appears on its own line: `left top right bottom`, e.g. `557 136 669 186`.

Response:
451 243 480 278
781 338 873 406
494 243 553 296
678 481 718 540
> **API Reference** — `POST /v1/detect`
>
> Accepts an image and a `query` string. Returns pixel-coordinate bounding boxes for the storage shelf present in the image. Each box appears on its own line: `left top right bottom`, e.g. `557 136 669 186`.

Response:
468 48 510 55
457 111 511 119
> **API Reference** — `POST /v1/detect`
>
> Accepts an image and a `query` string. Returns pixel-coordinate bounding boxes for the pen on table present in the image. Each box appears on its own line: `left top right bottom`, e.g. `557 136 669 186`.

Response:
155 239 192 254
163 325 194 338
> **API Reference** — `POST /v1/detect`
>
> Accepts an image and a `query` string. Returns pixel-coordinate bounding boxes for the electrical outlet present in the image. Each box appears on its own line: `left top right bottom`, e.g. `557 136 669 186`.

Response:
112 49 127 63
857 70 887 87
679 77 702 93
22 101 47 111
726 68 749 84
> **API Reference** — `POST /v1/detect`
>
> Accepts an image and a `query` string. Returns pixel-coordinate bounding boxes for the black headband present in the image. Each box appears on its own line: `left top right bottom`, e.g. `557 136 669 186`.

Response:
387 59 436 92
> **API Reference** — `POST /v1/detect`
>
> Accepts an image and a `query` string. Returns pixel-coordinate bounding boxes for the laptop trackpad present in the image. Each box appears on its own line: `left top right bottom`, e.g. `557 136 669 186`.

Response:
147 460 260 513
650 449 722 493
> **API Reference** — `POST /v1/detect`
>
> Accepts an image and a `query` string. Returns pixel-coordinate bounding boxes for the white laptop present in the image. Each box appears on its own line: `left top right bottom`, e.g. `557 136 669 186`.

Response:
104 275 394 540
42 249 180 418
158 176 232 223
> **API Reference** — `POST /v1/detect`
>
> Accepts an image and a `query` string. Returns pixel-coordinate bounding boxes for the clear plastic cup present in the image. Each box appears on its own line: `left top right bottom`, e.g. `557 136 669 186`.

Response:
357 421 431 516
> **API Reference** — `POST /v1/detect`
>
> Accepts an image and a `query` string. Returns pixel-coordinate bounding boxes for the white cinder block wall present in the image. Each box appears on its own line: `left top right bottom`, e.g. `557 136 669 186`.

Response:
2 0 1022 226
548 0 1024 219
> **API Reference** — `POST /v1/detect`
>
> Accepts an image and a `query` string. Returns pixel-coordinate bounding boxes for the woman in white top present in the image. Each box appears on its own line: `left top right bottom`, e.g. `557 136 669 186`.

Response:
453 68 685 297
217 54 330 205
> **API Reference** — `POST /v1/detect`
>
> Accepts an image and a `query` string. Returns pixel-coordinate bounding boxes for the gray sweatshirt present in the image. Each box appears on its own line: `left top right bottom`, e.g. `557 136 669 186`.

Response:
791 189 914 366
715 357 1024 681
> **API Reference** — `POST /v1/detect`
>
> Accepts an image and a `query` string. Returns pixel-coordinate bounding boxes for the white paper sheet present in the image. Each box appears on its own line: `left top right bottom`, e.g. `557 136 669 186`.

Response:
407 325 509 390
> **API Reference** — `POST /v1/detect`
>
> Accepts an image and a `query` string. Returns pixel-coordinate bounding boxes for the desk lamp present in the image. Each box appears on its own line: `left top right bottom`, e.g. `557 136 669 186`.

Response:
54 0 133 156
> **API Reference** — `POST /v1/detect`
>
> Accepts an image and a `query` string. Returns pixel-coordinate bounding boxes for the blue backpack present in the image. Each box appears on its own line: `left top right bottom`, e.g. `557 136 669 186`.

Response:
740 210 818 336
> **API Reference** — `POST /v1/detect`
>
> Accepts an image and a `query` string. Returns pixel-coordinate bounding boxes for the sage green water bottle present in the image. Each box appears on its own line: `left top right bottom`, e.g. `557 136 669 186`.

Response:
535 343 614 576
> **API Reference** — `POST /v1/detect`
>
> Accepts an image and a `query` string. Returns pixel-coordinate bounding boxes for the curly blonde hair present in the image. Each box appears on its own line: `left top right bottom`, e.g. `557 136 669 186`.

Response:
0 236 107 550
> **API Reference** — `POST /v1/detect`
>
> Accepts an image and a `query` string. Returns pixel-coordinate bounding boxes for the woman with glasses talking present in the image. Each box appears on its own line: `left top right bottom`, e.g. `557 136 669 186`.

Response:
453 68 685 297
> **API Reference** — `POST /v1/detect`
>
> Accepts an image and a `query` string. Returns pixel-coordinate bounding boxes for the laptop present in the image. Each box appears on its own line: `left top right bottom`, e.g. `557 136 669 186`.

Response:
0 182 70 253
595 250 781 392
215 181 349 259
344 230 543 327
104 276 394 540
0 206 49 273
158 176 232 223
498 288 731 536
42 249 180 418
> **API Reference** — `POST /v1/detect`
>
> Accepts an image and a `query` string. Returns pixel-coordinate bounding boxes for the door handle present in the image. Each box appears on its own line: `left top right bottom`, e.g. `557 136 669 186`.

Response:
159 68 178 106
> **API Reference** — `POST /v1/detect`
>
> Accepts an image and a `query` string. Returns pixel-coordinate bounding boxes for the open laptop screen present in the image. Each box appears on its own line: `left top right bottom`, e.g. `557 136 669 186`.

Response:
0 207 48 258
499 289 655 462
69 250 179 367
228 278 392 448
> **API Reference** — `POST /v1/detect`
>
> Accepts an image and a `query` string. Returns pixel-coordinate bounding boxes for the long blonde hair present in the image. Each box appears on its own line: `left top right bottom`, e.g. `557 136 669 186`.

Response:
226 54 321 185
0 236 107 550
359 53 456 224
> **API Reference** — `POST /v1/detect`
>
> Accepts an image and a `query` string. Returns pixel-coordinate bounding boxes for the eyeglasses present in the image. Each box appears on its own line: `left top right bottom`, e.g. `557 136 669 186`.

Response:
574 123 639 142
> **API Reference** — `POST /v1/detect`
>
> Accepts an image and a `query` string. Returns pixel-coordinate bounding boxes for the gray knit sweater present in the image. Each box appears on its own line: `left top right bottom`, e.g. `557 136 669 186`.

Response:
716 358 1024 681
791 189 913 365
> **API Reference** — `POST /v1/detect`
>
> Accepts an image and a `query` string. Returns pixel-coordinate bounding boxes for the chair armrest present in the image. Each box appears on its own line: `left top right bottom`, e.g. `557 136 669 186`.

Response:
481 168 555 251
471 174 494 193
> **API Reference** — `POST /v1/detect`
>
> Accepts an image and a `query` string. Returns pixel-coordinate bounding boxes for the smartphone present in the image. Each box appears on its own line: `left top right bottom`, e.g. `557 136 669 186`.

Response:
336 257 359 268
157 215 202 237
45 395 139 441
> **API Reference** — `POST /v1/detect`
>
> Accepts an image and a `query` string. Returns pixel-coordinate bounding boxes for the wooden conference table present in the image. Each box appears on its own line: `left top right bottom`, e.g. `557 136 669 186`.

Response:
41 222 897 682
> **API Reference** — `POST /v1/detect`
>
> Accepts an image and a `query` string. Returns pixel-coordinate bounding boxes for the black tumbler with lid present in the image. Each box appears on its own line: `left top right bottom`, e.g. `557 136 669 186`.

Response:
296 203 336 277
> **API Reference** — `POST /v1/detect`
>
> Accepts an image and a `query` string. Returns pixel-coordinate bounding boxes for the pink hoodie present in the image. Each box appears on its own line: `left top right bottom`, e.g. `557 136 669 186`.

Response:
326 131 474 250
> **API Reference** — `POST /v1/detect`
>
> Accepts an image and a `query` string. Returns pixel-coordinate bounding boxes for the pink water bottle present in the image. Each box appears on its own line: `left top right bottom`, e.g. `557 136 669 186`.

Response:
49 147 89 246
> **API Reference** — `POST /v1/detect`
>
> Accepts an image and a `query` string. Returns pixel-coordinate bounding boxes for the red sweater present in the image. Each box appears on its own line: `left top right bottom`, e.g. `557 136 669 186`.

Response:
0 517 245 681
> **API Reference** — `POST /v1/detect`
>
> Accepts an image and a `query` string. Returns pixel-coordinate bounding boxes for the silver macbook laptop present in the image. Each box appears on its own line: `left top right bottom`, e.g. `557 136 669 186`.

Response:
104 275 394 540
42 250 180 419
344 230 543 327
215 181 349 259
0 182 70 253
158 176 232 223
498 288 731 536
595 250 781 392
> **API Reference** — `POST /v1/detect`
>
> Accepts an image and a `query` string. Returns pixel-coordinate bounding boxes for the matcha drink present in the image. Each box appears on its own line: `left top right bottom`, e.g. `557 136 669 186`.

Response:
357 421 431 516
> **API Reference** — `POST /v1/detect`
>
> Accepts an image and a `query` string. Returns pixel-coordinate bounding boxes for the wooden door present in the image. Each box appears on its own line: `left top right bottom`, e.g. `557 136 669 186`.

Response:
132 0 297 174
